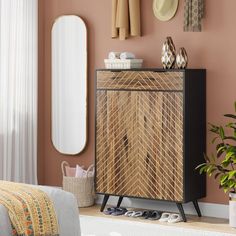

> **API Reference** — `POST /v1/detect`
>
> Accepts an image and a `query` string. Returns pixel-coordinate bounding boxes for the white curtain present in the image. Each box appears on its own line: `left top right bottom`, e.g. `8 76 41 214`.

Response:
0 0 38 184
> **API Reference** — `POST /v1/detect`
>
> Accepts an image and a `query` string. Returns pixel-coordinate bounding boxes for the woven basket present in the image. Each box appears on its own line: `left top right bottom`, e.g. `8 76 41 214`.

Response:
61 161 95 208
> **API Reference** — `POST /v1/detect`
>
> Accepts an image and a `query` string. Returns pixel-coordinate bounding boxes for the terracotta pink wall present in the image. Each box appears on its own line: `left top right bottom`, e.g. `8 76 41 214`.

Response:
38 0 236 204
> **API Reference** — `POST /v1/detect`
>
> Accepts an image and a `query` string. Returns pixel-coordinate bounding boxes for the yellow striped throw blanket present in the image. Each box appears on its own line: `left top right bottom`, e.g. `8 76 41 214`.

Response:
0 181 59 236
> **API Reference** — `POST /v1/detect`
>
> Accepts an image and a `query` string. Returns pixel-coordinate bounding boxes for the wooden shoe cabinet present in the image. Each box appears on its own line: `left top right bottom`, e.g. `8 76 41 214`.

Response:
95 69 206 221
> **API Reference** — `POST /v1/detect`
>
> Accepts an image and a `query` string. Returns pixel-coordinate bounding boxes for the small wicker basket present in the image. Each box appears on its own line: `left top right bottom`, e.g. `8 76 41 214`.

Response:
61 161 95 208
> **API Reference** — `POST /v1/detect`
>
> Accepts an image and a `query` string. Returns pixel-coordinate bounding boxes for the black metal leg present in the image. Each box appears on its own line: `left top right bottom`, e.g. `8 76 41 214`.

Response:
100 194 109 212
176 203 187 222
117 196 123 208
192 200 202 217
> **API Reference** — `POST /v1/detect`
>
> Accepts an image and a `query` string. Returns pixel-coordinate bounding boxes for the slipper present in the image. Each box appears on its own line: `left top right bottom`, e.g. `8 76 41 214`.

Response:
144 210 154 219
132 211 143 218
125 211 135 217
168 213 182 223
111 207 127 216
103 207 117 215
140 210 150 219
159 212 171 222
148 210 162 220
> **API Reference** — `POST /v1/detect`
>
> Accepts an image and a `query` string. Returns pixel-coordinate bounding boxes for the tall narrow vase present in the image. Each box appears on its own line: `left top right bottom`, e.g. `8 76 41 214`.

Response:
161 36 176 69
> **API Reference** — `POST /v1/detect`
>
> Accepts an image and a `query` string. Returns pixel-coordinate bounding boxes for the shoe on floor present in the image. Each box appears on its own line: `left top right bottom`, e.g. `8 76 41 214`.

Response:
140 210 151 219
148 210 162 220
159 212 171 222
168 213 182 223
111 207 128 216
124 211 135 217
103 207 117 215
132 211 143 218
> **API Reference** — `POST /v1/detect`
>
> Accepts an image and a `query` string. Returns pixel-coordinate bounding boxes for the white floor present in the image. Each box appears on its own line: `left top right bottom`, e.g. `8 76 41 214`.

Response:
80 215 235 236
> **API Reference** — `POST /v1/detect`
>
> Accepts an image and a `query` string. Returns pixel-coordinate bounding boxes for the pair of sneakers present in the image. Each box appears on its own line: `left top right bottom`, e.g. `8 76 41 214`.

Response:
159 212 182 223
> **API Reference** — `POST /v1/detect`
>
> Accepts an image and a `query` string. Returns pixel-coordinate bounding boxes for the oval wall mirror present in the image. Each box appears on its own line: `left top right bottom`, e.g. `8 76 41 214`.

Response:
52 15 87 155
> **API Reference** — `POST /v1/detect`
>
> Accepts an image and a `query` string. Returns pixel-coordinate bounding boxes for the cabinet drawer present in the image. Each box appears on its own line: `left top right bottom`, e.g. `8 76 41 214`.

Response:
96 71 184 91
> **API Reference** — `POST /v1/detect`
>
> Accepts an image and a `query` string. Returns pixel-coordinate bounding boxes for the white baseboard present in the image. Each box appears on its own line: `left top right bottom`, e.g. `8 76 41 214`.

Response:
96 194 229 219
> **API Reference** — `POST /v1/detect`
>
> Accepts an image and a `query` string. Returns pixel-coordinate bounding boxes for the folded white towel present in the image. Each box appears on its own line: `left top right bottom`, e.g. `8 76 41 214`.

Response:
120 52 136 60
75 164 86 178
75 164 94 178
108 52 121 59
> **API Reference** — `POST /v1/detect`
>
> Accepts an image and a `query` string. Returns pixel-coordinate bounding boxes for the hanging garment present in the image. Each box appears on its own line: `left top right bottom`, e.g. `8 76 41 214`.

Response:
0 0 38 184
184 0 205 32
112 0 141 40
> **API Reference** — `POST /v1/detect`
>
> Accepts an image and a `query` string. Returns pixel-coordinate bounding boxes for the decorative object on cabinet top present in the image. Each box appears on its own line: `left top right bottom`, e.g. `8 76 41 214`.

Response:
153 0 179 21
161 36 176 69
105 51 143 69
109 52 136 60
112 0 141 40
176 47 188 69
184 0 205 32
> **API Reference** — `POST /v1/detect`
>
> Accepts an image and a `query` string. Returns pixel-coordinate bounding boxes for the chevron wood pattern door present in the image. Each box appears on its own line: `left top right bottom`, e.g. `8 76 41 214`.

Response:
96 71 184 202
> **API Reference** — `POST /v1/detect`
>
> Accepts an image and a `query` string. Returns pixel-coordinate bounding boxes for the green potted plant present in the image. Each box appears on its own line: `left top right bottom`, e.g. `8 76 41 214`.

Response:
197 101 236 227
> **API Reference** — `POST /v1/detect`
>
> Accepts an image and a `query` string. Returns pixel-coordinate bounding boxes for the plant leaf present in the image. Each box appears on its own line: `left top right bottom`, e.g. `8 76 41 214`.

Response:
220 174 229 184
208 167 217 177
224 136 236 141
229 180 236 188
226 122 236 129
229 170 236 179
214 172 221 179
224 114 236 119
196 163 206 170
209 124 220 134
211 136 219 144
225 151 236 161
228 146 236 152
200 165 208 174
224 187 229 193
216 143 225 158
222 159 230 168
219 126 225 139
